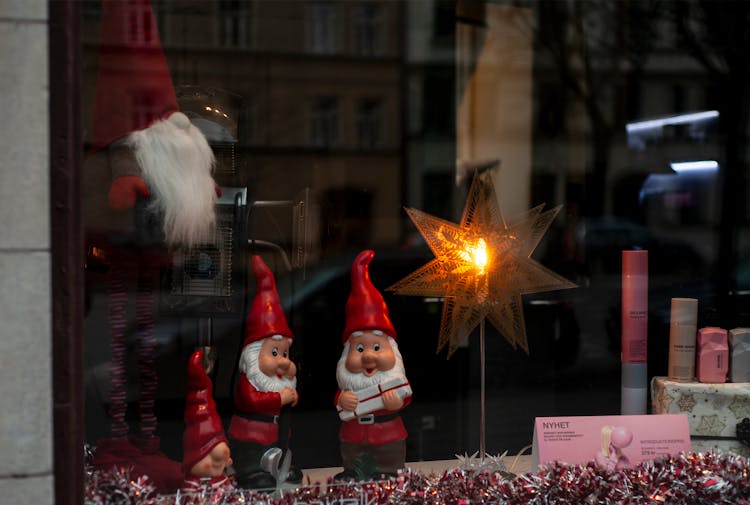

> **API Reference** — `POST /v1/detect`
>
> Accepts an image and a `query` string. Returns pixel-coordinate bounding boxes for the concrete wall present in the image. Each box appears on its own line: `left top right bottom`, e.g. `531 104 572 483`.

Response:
0 1 54 504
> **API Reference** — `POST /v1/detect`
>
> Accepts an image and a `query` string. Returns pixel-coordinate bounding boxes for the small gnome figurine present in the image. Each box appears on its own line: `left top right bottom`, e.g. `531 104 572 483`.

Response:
182 350 234 494
334 250 412 481
228 256 302 489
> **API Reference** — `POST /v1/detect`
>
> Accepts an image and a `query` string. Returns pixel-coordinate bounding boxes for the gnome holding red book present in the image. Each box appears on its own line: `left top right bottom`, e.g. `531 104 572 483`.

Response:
182 350 234 494
334 250 412 481
228 256 302 489
87 0 218 494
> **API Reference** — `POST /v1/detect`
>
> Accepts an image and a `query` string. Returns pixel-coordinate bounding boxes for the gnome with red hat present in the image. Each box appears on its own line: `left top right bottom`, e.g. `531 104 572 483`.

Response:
86 0 218 494
88 0 218 244
334 250 412 481
182 349 234 494
228 256 302 489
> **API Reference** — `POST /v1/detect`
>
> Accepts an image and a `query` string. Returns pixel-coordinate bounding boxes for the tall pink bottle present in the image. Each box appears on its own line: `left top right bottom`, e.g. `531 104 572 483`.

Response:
621 250 648 415
696 327 728 383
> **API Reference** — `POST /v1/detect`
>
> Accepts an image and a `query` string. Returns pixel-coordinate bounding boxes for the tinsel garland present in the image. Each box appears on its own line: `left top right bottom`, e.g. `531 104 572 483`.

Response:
85 451 750 505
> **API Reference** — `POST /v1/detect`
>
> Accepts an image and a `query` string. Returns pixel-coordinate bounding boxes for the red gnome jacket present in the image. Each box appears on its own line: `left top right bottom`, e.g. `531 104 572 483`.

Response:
228 378 284 445
335 390 412 446
228 255 294 446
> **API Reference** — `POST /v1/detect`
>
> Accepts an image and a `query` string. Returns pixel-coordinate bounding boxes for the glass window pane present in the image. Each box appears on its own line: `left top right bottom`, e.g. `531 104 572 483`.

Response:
78 0 750 494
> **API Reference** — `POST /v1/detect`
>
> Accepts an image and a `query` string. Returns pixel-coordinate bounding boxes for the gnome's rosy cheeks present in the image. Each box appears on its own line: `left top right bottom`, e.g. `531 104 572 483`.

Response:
92 0 217 248
182 350 230 477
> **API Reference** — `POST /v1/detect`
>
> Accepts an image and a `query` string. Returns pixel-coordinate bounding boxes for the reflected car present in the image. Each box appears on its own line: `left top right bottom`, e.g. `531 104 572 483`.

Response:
577 218 705 275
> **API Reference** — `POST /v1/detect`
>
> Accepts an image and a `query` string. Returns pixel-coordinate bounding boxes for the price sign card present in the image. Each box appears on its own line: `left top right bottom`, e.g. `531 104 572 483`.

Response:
531 414 690 471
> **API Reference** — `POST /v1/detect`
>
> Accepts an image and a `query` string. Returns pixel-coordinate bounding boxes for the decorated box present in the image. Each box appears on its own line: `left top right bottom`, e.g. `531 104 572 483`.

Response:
651 376 750 456
337 377 412 421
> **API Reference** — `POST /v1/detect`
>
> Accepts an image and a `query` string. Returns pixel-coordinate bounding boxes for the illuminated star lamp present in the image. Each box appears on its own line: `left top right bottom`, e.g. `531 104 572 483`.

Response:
388 171 576 466
388 171 576 357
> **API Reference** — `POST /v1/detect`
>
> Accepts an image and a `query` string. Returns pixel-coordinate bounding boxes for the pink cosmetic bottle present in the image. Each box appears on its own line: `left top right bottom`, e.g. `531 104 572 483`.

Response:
696 327 728 383
621 250 648 414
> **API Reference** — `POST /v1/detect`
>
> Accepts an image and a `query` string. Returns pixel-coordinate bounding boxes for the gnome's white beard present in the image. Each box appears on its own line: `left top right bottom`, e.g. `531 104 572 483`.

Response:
336 337 408 392
239 341 298 393
128 112 217 248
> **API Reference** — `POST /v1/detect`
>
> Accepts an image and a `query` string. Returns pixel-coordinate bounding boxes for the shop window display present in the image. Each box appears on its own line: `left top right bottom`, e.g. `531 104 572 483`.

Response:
78 1 750 502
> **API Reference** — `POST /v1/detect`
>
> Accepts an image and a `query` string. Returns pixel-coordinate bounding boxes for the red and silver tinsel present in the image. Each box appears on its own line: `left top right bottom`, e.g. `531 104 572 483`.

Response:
85 449 750 504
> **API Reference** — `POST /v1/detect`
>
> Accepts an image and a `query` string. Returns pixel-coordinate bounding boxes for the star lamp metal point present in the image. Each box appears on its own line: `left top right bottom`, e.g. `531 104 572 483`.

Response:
388 172 576 358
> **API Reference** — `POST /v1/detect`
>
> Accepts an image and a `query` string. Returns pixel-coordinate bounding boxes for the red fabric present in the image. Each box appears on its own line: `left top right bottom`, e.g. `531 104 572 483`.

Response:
108 176 150 210
106 248 129 438
244 255 294 347
94 437 183 494
342 250 397 343
182 351 227 474
91 0 178 151
334 389 411 446
228 376 282 445
135 267 157 436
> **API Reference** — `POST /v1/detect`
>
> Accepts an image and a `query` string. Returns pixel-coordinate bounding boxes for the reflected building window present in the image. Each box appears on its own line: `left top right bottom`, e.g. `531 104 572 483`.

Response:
537 82 567 137
407 74 424 135
126 1 158 47
422 69 454 135
310 96 339 148
216 0 251 48
353 3 384 57
306 3 338 54
132 90 157 133
432 0 455 45
242 96 258 145
357 98 383 149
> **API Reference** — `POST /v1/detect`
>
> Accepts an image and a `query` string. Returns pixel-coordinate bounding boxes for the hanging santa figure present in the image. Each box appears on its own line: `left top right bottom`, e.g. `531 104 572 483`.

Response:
228 255 303 489
86 0 218 493
335 250 413 481
182 349 234 494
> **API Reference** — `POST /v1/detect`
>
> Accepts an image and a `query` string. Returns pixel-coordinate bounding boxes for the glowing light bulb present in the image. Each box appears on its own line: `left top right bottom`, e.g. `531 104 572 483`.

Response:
462 237 488 274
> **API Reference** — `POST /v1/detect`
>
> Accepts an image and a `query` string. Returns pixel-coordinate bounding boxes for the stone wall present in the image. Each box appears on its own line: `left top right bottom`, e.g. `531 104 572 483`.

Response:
0 1 54 504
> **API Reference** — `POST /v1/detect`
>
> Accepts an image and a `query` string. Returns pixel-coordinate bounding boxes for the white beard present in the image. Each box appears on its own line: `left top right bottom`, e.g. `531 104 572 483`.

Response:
127 112 217 248
336 337 408 392
239 341 298 393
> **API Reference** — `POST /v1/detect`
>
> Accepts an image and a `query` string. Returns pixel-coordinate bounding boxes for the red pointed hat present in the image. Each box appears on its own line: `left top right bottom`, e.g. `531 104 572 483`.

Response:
91 0 179 151
342 250 397 343
182 350 227 474
244 255 294 347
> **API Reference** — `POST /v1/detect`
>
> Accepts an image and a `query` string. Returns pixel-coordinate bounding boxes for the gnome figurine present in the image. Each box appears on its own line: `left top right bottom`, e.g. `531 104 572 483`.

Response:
89 0 218 247
228 256 302 489
87 0 220 493
334 250 412 481
182 350 234 494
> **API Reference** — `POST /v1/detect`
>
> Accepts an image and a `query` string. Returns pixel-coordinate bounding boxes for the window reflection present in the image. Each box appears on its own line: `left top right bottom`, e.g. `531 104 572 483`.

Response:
81 0 750 476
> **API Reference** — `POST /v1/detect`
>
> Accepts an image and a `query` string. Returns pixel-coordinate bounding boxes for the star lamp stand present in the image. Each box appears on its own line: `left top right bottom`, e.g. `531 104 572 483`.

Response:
389 171 576 468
